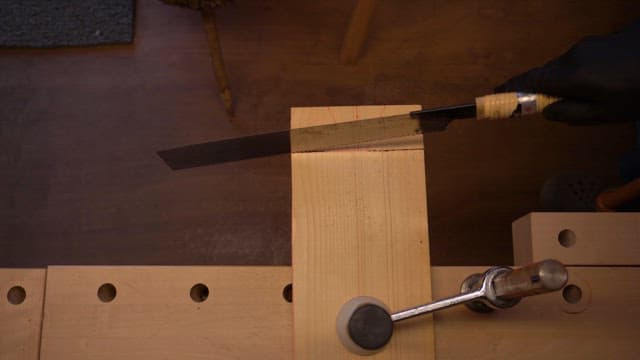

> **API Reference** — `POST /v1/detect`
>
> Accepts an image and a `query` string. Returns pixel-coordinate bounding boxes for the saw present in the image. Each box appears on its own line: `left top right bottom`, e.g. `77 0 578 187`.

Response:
157 92 558 170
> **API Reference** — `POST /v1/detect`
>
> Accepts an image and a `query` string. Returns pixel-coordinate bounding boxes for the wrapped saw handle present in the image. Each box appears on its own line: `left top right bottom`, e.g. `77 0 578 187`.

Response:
475 92 560 120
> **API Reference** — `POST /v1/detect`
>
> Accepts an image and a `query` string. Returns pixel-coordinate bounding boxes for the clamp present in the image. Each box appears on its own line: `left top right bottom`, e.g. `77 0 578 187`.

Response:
336 259 568 355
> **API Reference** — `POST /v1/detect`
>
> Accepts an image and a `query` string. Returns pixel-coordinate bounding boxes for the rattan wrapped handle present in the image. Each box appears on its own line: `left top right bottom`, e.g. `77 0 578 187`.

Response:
475 93 560 120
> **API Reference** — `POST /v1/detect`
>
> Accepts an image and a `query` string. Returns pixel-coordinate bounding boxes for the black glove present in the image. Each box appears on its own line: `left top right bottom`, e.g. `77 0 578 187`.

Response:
495 20 640 124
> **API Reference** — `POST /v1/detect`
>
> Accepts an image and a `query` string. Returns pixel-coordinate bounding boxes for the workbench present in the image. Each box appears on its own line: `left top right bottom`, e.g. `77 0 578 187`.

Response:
3 263 638 359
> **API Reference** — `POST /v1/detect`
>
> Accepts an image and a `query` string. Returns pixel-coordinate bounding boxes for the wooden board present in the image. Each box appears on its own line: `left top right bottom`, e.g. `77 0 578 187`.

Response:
39 266 292 360
291 105 434 359
432 266 640 359
5 265 636 359
0 268 46 360
512 212 640 265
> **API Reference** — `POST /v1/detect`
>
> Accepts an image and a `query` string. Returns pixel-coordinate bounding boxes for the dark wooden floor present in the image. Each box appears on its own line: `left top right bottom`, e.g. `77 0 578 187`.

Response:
1 1 639 267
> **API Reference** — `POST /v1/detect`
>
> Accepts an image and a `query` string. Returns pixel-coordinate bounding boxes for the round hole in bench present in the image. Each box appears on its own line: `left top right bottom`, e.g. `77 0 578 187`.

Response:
190 283 209 303
563 284 582 304
7 286 26 305
97 283 117 303
558 229 576 248
282 283 292 303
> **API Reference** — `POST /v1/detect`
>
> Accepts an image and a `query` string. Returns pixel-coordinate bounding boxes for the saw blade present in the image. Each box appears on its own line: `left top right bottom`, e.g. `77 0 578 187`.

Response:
158 103 476 170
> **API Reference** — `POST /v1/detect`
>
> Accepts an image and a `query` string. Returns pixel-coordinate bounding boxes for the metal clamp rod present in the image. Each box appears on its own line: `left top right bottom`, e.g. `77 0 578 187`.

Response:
390 266 508 322
390 290 483 322
390 259 568 323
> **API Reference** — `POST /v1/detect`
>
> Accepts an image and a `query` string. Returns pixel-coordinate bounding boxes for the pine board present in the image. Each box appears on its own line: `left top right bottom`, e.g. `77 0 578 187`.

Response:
291 105 434 359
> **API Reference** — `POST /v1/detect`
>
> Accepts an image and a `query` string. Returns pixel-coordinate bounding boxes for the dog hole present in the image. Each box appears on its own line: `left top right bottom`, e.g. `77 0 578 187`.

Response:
97 283 117 303
282 283 293 303
563 284 582 304
7 286 26 305
558 229 576 248
190 283 209 303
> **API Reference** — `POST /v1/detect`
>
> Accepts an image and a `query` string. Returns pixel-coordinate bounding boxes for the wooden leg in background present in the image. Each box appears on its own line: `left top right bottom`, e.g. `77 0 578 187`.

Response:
339 0 376 65
202 9 234 118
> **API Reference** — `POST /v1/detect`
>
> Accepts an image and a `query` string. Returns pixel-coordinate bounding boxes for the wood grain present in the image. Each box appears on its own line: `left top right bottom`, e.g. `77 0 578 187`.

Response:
14 265 637 358
39 266 292 360
291 105 434 359
36 266 640 360
0 268 46 360
433 266 640 359
512 212 640 265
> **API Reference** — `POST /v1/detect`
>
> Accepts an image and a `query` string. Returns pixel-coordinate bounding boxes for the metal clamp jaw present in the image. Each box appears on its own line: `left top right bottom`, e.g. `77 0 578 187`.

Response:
461 266 521 313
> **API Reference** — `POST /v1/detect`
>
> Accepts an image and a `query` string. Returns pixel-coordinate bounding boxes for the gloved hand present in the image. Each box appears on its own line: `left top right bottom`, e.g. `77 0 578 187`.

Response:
495 20 640 124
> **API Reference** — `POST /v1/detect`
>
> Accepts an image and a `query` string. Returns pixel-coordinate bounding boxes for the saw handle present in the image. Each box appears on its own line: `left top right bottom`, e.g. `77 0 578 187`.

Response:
475 92 560 120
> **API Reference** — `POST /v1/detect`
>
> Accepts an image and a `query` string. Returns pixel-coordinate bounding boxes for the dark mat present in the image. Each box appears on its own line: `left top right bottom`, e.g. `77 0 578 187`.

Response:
0 0 134 48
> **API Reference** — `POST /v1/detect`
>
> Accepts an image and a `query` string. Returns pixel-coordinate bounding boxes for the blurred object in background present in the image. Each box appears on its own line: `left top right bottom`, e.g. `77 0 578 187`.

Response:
0 0 134 48
540 122 640 211
539 173 604 211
